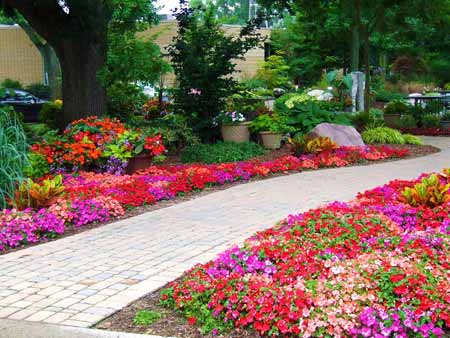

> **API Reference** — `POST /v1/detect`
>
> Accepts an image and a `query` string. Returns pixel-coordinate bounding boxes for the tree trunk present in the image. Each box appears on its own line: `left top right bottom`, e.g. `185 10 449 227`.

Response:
39 44 61 100
363 28 371 112
54 32 108 128
350 0 361 72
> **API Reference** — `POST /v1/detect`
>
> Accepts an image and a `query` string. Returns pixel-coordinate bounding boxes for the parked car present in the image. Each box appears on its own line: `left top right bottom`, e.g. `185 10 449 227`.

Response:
0 89 47 122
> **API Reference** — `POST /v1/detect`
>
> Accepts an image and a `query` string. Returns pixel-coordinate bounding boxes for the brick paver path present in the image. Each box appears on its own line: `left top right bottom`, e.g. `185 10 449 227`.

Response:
0 137 449 328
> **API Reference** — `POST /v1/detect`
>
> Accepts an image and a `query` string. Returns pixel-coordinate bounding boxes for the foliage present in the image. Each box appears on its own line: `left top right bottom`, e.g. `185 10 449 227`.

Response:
284 101 352 133
40 100 63 130
23 152 50 179
25 83 51 100
391 55 428 79
133 310 162 326
168 1 261 141
127 113 200 153
255 53 291 90
0 106 29 209
0 78 23 89
305 137 338 154
374 88 406 103
441 111 450 121
401 173 450 208
104 83 147 120
421 114 441 128
215 111 246 125
13 175 65 210
362 127 405 144
396 115 417 129
401 134 423 145
384 100 411 115
249 114 293 133
349 109 385 131
180 142 265 164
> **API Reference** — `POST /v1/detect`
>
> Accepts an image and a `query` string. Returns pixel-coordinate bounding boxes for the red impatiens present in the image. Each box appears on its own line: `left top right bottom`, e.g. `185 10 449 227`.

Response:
160 170 450 337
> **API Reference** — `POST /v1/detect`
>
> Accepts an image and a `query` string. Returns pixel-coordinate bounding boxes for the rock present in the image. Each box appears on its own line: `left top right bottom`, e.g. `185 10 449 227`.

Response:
308 123 365 147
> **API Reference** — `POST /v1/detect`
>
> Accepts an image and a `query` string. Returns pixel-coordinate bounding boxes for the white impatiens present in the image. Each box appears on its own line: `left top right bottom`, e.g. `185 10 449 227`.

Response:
57 0 70 14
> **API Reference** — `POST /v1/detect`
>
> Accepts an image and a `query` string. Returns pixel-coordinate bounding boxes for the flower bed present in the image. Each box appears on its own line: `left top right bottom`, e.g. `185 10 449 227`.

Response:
0 146 409 252
399 127 450 136
160 170 450 337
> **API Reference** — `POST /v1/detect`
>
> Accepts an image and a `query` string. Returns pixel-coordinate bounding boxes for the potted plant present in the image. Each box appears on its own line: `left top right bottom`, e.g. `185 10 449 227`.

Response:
103 130 166 174
249 114 293 149
218 111 250 143
441 111 450 130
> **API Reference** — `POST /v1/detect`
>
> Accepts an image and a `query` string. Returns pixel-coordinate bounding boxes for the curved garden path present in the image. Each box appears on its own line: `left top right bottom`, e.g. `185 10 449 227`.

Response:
0 137 449 336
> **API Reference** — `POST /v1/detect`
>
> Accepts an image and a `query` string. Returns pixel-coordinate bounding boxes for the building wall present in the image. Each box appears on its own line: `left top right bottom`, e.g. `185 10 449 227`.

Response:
0 25 43 85
0 21 270 87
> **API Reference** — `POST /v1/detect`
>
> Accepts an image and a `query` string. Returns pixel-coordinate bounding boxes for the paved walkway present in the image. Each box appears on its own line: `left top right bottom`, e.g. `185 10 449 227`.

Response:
0 137 449 334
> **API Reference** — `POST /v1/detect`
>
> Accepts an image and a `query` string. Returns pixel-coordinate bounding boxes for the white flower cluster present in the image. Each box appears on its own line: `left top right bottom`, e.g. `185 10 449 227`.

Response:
227 111 246 123
57 0 70 14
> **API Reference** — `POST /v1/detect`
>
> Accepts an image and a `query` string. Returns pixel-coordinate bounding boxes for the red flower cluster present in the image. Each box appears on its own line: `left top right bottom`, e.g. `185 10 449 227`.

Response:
399 127 450 136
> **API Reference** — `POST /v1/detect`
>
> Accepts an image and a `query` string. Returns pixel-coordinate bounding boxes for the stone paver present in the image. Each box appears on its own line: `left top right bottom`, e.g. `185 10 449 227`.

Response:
0 136 449 331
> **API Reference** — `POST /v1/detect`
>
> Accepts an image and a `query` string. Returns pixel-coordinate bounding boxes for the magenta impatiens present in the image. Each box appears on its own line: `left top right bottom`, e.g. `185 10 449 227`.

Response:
160 170 450 337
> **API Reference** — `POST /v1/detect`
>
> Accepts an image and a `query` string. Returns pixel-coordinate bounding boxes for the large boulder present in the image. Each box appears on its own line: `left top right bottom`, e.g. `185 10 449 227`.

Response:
307 123 365 147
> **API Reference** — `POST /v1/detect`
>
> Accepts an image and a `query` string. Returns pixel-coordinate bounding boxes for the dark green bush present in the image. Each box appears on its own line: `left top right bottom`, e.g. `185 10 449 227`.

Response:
26 83 51 100
40 100 63 129
181 142 266 164
421 114 441 128
375 88 406 103
384 100 411 115
0 78 23 90
396 115 417 128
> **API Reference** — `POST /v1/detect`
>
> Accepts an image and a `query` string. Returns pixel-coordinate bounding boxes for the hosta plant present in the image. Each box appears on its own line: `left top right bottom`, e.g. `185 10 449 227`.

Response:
400 173 450 207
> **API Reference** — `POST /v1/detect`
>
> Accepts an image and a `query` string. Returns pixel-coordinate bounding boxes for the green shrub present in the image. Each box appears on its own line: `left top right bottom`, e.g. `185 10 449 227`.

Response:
106 83 147 120
181 142 266 164
402 134 423 145
375 88 406 103
133 310 162 326
384 100 411 115
396 115 417 128
362 127 405 144
0 78 23 89
23 152 50 179
25 83 51 100
350 109 384 131
421 114 441 128
40 100 63 129
441 111 450 121
0 106 29 209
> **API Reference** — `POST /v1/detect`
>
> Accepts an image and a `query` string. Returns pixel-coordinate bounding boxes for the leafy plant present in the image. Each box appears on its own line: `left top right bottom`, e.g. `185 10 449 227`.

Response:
421 114 441 128
168 1 261 141
400 174 450 208
133 310 162 326
402 134 423 145
396 115 417 129
13 175 65 210
384 100 411 115
40 100 63 130
0 106 29 209
362 127 405 144
256 53 291 90
0 78 23 90
180 142 265 164
305 137 338 154
249 114 294 133
350 110 384 131
441 111 450 121
24 152 50 179
375 88 406 103
26 83 51 100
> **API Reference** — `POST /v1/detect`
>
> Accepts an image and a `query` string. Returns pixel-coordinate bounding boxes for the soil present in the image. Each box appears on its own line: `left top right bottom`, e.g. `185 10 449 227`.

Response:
96 283 262 338
0 144 439 256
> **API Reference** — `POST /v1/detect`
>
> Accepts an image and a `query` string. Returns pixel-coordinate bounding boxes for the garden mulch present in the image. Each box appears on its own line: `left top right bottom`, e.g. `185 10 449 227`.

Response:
0 143 438 257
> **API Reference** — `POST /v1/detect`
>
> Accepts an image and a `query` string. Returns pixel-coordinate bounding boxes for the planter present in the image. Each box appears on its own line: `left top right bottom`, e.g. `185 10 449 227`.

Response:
384 114 401 128
221 122 250 143
260 131 283 149
126 154 152 174
441 120 450 130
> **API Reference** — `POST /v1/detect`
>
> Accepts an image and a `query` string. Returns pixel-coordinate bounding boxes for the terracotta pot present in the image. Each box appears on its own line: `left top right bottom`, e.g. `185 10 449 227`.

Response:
384 114 401 128
441 120 450 130
221 122 250 143
126 154 152 174
260 131 283 149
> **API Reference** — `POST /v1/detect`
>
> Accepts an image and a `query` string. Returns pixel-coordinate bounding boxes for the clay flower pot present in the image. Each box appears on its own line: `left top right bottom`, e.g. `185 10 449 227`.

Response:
126 154 152 174
441 120 450 130
221 122 251 143
260 131 283 149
